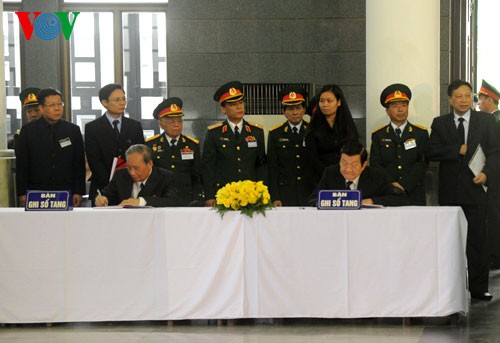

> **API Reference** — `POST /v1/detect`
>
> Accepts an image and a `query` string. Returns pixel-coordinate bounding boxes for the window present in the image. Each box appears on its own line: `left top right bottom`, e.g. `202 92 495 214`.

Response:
63 3 167 137
3 11 22 136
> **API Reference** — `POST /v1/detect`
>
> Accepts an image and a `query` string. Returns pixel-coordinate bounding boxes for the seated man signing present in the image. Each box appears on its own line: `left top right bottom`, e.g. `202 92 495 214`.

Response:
310 140 408 207
95 144 180 207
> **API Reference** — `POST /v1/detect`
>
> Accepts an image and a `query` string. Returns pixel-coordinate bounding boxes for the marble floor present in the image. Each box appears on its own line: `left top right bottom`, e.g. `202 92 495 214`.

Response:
2 271 500 343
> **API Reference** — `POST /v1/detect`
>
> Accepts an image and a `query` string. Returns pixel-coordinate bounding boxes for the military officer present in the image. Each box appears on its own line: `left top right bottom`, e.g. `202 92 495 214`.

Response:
267 85 313 206
477 79 500 120
145 97 203 206
9 87 42 149
202 81 267 207
477 79 500 269
370 83 429 205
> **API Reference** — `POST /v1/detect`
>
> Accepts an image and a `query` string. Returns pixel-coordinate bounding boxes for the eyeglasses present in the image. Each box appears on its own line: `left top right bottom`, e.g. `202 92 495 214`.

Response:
43 102 64 109
108 97 127 103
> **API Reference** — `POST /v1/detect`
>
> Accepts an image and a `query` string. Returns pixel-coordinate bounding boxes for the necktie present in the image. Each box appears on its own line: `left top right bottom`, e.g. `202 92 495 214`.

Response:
112 120 120 139
234 126 240 140
345 181 353 190
292 126 299 134
395 127 402 138
171 138 177 147
457 118 465 145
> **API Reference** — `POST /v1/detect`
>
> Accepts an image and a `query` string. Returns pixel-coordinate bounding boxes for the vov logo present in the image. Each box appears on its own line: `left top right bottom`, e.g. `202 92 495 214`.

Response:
15 12 80 40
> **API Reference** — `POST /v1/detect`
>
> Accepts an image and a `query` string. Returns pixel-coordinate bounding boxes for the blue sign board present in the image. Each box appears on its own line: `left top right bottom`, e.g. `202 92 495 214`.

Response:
317 190 362 210
25 190 73 211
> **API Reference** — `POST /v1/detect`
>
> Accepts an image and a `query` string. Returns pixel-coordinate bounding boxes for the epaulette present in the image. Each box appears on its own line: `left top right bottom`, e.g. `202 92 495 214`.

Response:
15 129 20 136
246 121 263 129
303 120 310 125
145 133 161 142
183 134 199 144
371 124 387 134
411 123 428 131
208 122 223 130
269 122 285 132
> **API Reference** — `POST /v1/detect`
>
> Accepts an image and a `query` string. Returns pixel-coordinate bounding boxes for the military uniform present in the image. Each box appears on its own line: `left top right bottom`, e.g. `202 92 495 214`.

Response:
370 83 429 205
267 121 313 206
146 132 202 205
267 85 313 206
202 119 266 200
146 96 203 206
370 122 429 205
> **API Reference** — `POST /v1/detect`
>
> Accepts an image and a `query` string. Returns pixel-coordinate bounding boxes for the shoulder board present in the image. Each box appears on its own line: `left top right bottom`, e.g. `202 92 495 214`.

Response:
411 123 428 131
183 134 199 144
303 120 310 125
269 122 285 132
15 129 20 135
208 122 223 130
371 124 387 134
246 121 263 129
145 133 161 142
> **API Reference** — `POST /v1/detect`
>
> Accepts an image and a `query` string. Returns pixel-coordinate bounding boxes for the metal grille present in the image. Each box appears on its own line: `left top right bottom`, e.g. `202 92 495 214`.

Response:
243 83 314 115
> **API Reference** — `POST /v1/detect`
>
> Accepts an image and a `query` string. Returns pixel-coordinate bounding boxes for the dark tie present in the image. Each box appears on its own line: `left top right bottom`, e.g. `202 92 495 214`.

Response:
395 128 402 138
234 126 240 140
112 120 120 139
345 181 353 190
292 126 299 134
171 138 177 147
457 117 465 145
140 183 144 190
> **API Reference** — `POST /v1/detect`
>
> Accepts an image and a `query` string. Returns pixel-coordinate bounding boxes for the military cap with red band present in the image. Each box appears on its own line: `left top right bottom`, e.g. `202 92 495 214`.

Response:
478 79 500 102
279 85 307 106
19 87 41 107
213 81 245 104
380 83 412 108
153 97 184 119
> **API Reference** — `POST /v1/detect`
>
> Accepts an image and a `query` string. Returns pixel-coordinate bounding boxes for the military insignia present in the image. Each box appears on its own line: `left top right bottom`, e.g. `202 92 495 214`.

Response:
246 135 257 148
229 87 237 95
245 125 251 133
284 126 289 133
171 104 178 111
184 134 199 144
269 123 283 132
245 136 256 142
289 92 297 99
408 126 413 133
157 145 163 152
219 137 230 141
222 125 228 133
152 144 157 152
371 125 387 134
279 138 289 142
208 122 223 130
160 137 164 143
404 138 417 150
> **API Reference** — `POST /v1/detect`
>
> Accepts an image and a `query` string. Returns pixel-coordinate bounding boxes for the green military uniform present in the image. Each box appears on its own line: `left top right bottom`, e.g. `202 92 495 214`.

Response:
370 122 429 205
146 132 202 206
202 119 266 200
267 121 313 206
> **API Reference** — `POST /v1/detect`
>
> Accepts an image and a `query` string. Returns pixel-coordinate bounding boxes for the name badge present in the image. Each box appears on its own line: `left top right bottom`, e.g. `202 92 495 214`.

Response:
181 152 194 160
247 141 258 148
317 190 362 210
59 137 72 148
25 190 73 211
404 138 417 150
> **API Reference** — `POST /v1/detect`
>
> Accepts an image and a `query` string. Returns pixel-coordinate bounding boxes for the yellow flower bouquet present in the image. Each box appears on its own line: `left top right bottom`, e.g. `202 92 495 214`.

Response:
214 180 273 218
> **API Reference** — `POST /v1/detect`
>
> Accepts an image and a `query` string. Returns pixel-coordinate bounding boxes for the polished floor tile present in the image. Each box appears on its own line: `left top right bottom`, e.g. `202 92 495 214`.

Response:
3 272 500 343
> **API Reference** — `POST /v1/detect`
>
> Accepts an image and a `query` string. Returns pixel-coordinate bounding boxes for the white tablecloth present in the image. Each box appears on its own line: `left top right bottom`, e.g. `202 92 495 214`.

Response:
0 206 468 323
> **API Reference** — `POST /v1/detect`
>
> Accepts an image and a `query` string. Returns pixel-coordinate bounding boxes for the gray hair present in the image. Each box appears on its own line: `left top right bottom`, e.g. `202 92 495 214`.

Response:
125 144 153 164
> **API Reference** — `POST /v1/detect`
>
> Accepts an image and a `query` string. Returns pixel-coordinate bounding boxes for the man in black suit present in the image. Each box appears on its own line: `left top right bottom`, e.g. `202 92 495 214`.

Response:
202 81 267 206
145 97 203 206
95 144 180 207
429 80 500 301
16 88 86 207
85 84 144 203
267 85 314 206
310 141 408 207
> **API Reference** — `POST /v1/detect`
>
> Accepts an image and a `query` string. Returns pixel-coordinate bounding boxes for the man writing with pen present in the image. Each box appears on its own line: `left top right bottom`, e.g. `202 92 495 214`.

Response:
95 144 181 207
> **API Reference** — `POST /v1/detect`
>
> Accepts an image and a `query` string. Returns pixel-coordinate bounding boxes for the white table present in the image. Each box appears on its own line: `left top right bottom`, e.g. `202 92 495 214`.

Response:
0 206 468 323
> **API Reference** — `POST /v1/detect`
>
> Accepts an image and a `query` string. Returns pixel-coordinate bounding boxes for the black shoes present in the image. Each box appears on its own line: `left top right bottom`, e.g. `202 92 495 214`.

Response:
471 292 493 301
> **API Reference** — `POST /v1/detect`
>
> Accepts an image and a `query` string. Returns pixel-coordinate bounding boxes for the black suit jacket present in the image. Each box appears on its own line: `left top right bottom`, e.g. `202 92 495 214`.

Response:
429 110 500 205
310 164 409 206
100 166 181 207
85 114 144 199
